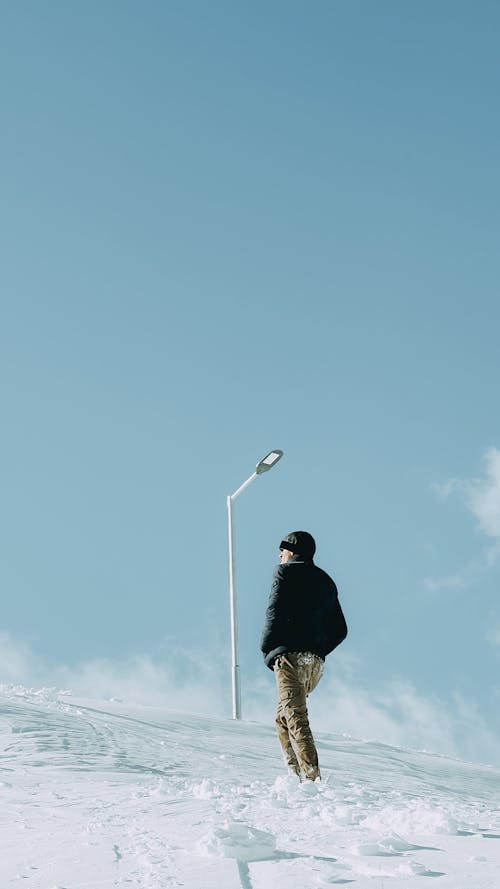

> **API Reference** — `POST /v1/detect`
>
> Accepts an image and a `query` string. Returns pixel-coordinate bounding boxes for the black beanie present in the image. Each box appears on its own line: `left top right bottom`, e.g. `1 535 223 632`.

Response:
279 531 316 560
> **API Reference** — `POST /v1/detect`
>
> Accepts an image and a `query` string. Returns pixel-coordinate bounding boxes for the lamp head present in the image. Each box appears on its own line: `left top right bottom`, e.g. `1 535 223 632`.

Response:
256 450 284 475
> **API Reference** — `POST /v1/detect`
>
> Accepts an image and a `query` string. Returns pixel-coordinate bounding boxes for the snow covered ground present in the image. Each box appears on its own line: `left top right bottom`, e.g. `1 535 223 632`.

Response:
1 685 500 889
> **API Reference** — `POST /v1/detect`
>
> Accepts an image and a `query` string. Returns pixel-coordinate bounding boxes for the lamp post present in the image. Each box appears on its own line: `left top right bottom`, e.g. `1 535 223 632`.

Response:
227 449 284 720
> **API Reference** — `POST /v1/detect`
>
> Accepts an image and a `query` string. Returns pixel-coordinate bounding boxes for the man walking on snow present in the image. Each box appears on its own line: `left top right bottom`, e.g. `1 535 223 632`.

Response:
260 531 347 781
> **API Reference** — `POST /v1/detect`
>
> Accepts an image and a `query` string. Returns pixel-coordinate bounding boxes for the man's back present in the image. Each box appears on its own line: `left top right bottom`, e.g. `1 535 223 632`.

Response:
261 556 347 669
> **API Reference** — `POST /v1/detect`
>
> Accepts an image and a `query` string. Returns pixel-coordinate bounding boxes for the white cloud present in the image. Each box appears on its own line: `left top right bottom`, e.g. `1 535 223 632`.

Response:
433 448 500 544
0 630 228 716
423 556 485 594
432 479 461 500
2 631 500 767
245 668 500 767
55 650 228 716
0 630 40 682
432 448 500 541
486 626 500 648
424 573 467 593
428 448 500 591
465 447 500 541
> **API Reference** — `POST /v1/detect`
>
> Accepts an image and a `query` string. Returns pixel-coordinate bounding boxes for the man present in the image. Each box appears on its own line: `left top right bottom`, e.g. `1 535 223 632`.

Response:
260 531 347 781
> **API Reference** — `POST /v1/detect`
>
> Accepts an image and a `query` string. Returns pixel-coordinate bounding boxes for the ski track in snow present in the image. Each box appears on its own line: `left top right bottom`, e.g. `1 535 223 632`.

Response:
1 685 500 888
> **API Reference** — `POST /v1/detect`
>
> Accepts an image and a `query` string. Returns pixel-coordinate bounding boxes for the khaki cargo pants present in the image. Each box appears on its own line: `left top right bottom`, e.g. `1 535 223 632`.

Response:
274 651 324 780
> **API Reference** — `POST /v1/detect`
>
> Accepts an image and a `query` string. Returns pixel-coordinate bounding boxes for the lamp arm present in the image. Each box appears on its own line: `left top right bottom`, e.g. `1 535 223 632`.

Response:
229 471 257 501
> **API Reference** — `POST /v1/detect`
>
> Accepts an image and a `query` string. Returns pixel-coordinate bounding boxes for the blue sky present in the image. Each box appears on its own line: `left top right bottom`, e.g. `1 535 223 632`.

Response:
1 2 500 763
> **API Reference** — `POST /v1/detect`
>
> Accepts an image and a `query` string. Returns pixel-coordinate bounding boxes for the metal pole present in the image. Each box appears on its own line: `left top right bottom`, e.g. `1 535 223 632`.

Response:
227 470 257 720
227 493 241 719
226 455 282 720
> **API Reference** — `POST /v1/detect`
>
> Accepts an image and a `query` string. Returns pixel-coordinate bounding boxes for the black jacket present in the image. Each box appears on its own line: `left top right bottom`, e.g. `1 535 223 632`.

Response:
260 556 347 670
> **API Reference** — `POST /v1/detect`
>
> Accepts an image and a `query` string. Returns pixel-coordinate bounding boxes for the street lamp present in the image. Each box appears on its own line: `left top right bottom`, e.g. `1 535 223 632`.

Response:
227 449 284 720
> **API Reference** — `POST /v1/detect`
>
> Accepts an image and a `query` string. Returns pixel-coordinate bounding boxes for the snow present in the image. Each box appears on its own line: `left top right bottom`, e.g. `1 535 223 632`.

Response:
1 684 500 888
